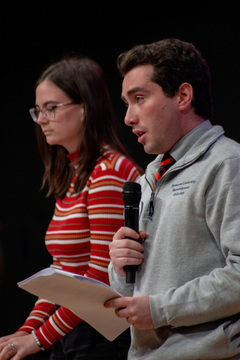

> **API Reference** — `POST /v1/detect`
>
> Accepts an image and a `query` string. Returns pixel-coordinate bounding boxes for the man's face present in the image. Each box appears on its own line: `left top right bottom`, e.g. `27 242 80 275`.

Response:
122 65 184 155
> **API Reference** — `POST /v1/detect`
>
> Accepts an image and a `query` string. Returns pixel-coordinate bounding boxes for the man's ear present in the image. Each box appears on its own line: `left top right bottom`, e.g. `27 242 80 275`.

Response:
177 82 193 112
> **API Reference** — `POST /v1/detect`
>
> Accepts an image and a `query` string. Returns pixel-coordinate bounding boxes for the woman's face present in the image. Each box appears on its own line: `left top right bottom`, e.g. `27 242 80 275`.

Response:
35 79 85 153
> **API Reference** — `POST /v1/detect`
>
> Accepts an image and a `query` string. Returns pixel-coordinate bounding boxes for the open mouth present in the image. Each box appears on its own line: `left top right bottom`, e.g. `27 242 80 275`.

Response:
133 130 146 144
133 130 146 137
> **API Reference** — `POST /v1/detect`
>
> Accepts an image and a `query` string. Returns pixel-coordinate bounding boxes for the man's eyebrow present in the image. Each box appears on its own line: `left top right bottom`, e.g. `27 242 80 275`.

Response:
121 86 147 101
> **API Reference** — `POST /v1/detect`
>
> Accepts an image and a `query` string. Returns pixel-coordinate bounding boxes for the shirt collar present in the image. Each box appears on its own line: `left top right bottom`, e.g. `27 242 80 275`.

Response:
67 150 80 163
170 120 213 161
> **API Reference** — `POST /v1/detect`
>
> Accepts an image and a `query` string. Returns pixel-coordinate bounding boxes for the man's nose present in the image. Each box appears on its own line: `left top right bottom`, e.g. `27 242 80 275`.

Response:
124 107 138 127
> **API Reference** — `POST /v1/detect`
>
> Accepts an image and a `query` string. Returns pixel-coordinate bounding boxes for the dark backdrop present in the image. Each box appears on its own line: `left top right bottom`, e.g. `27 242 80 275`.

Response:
0 1 239 356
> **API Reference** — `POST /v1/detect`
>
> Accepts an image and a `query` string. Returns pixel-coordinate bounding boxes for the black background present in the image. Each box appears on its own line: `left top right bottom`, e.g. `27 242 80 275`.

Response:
0 1 240 357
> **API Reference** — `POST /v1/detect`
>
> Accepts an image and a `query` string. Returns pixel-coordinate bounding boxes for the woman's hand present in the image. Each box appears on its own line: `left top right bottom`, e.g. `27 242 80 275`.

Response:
0 332 40 360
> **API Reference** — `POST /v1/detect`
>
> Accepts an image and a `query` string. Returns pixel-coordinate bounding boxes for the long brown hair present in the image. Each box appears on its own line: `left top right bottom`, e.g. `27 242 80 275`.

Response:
35 55 139 199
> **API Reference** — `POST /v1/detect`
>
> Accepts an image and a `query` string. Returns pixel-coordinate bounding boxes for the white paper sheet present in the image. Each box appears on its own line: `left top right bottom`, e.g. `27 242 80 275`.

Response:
18 268 129 341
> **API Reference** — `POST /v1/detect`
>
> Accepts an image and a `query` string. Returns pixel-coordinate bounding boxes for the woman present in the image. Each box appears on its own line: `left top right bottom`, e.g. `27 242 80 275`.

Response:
0 55 141 360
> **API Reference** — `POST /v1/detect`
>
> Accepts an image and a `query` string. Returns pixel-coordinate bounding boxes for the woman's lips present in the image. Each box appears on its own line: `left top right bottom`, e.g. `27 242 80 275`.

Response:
42 129 53 136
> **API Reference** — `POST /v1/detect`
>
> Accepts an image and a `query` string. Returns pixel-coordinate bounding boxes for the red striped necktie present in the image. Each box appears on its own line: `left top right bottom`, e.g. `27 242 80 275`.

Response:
154 152 175 189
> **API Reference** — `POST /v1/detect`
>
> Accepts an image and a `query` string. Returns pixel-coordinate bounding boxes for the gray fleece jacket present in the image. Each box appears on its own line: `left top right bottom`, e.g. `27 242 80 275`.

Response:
109 121 240 359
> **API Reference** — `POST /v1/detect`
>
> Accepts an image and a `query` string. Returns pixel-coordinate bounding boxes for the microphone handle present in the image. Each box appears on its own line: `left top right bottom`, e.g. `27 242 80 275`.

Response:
124 206 139 283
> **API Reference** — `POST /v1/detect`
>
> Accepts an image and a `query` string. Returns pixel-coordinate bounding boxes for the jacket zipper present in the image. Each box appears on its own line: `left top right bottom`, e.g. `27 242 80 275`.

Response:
145 176 155 218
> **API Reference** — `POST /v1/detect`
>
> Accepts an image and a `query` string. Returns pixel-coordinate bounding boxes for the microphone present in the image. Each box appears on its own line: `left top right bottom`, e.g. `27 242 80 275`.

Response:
122 181 142 283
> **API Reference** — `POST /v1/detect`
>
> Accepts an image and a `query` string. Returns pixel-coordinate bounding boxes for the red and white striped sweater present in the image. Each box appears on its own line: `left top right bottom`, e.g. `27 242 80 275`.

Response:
18 150 140 349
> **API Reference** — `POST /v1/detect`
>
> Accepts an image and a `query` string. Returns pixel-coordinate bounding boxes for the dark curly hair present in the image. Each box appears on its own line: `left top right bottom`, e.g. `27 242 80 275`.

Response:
117 38 213 119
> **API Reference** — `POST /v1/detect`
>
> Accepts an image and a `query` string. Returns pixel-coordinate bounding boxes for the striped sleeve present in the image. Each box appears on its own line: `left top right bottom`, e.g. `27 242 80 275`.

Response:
18 298 55 333
36 307 81 348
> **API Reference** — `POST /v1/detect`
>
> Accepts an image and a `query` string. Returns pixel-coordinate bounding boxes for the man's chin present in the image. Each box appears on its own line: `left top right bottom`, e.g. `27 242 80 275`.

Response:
143 144 158 155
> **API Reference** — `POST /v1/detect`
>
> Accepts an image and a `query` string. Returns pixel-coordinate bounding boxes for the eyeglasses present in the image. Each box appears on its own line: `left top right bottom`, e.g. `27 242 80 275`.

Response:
29 102 77 122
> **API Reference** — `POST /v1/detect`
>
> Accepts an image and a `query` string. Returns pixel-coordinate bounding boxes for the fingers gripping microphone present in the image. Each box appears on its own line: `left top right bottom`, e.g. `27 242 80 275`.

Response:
122 181 142 283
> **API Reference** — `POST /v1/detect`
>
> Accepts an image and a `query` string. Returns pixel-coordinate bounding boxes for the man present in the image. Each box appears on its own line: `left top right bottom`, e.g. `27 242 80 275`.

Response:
105 39 240 359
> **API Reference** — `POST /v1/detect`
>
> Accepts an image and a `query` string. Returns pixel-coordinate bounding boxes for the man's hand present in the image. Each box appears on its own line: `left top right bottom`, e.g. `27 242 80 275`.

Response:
105 296 153 329
109 227 146 276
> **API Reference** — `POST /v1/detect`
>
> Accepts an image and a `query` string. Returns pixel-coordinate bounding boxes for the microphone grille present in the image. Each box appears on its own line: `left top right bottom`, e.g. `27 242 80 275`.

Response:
122 182 141 205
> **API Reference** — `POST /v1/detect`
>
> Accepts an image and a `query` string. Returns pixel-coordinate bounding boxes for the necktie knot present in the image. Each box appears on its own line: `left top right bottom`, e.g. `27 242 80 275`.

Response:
154 152 175 187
